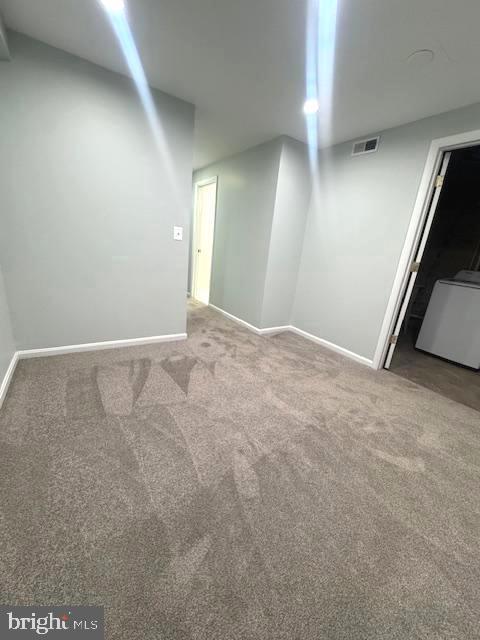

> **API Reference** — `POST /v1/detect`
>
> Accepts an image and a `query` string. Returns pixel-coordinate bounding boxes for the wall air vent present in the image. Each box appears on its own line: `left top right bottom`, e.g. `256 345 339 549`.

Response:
352 136 380 156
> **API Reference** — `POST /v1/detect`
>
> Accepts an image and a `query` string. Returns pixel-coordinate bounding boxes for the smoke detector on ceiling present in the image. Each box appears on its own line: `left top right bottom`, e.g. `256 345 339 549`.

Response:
352 136 380 156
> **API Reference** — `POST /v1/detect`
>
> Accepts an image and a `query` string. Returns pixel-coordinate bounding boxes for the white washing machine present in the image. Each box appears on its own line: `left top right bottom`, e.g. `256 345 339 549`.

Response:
416 271 480 369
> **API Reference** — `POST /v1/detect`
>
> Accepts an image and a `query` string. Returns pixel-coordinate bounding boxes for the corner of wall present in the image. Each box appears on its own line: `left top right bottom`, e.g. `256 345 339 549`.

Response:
0 265 17 408
260 137 312 329
195 137 286 328
259 138 286 328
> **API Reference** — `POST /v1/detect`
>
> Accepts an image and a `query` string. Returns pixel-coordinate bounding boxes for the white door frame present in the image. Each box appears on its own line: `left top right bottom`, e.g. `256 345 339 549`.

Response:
383 151 452 369
192 176 218 304
373 128 480 370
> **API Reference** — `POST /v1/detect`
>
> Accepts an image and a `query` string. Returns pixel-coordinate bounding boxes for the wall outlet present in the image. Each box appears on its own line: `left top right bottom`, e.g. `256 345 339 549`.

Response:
173 226 183 241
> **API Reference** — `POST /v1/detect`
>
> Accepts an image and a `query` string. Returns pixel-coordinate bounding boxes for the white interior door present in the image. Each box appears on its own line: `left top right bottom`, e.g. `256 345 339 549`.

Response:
193 178 217 305
384 151 452 369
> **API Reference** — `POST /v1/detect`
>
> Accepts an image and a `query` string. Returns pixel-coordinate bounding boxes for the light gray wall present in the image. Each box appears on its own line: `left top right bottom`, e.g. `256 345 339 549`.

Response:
261 137 311 328
194 139 282 327
0 33 194 350
0 11 9 60
0 266 15 385
292 101 480 361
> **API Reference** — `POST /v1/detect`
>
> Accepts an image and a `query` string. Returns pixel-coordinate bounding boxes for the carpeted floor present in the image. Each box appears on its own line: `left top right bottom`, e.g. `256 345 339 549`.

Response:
390 332 480 413
1 301 479 639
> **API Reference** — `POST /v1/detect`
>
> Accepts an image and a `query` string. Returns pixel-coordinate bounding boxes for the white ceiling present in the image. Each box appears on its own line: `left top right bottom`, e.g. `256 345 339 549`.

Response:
2 0 480 168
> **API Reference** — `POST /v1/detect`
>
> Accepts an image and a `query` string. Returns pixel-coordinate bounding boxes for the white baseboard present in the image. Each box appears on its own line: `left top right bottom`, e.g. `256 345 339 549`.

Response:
0 333 187 410
0 352 19 409
209 304 373 367
16 333 188 360
208 304 289 336
288 326 374 368
1 305 373 410
259 324 292 336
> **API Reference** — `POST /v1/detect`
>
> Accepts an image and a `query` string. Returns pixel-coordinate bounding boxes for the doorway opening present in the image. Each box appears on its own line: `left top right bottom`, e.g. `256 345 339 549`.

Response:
191 177 218 305
384 145 480 411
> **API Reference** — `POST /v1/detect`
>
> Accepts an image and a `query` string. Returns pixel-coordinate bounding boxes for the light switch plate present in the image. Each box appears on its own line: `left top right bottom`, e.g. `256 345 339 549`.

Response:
173 226 183 241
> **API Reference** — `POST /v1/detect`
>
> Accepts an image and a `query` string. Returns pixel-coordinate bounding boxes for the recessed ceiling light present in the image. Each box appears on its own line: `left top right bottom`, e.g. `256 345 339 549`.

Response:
100 0 125 13
407 49 435 67
303 98 320 115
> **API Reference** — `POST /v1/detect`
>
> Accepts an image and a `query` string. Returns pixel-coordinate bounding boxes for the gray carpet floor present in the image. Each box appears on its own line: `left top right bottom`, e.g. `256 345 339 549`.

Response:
390 332 480 414
1 301 479 639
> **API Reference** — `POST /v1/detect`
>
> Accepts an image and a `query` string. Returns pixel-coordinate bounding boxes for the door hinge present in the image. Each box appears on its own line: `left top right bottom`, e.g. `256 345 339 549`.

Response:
409 261 420 273
435 174 444 188
389 335 398 345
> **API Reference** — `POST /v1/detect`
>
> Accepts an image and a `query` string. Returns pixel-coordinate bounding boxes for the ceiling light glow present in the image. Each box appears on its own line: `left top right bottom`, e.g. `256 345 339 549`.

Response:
100 0 125 13
303 98 320 115
98 0 182 210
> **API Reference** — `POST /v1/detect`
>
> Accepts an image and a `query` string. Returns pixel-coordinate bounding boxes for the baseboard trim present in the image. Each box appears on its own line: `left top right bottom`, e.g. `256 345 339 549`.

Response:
16 333 188 360
2 307 373 408
208 304 289 336
259 324 292 336
288 326 374 368
0 333 188 410
0 352 19 409
208 304 373 367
